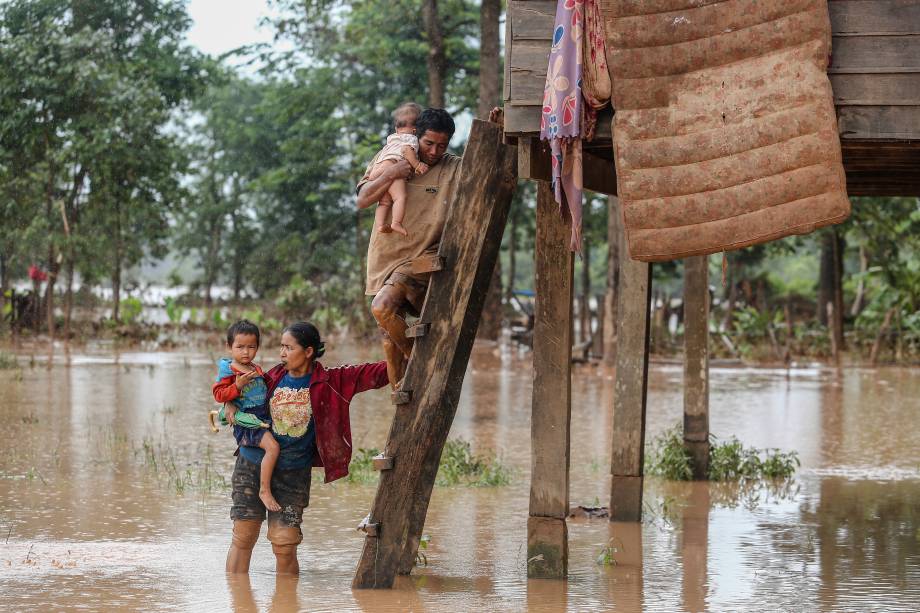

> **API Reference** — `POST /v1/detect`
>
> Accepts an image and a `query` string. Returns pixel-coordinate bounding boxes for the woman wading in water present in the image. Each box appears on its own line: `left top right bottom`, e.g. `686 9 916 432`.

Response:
225 322 388 574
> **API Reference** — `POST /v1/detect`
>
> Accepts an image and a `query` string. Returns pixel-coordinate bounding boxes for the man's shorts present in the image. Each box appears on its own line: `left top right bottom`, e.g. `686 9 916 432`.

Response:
383 267 429 315
230 455 312 529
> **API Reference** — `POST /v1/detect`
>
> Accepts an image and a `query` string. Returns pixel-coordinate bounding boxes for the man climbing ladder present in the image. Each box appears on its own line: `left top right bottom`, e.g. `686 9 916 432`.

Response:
351 116 517 589
356 107 461 389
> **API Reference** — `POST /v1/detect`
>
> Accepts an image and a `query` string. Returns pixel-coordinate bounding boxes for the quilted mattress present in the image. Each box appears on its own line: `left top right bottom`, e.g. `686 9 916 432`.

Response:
604 0 851 261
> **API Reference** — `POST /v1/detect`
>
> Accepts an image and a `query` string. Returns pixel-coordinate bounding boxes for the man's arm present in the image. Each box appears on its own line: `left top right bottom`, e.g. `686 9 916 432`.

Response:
356 159 413 209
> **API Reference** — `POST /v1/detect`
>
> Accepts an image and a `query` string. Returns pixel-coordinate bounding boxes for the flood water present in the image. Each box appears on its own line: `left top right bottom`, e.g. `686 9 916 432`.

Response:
1 340 918 612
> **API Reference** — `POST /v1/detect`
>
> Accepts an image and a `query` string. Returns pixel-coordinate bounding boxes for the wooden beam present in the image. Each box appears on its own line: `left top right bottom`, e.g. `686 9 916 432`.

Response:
352 119 517 589
410 253 446 274
829 0 920 36
516 137 618 195
528 180 574 579
609 233 652 522
682 256 710 480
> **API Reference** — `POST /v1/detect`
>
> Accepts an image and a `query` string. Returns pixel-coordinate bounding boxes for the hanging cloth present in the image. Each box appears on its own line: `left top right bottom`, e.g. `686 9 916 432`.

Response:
540 0 610 252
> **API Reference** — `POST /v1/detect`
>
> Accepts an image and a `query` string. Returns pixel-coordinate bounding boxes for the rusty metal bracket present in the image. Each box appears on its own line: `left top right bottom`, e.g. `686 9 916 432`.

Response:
357 515 380 537
406 323 430 339
391 390 412 405
372 454 394 471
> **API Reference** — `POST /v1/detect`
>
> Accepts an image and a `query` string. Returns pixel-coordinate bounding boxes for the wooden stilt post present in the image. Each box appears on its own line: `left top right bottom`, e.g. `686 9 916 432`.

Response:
683 255 710 479
681 484 710 612
603 196 622 367
352 120 517 589
527 181 574 579
609 231 651 522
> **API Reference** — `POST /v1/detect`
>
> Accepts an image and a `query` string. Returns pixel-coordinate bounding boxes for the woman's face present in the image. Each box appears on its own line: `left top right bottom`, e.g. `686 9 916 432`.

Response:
280 331 314 372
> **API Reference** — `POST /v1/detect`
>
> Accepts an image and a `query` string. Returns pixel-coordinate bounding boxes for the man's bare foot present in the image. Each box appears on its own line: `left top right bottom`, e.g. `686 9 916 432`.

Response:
378 224 392 233
260 489 281 512
390 221 409 237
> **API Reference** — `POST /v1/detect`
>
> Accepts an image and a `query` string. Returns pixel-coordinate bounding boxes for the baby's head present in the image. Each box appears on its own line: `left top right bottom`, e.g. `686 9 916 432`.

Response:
392 102 423 134
226 319 260 365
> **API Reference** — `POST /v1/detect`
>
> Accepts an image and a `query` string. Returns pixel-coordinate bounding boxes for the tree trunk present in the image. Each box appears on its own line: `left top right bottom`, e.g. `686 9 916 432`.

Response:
203 217 222 307
112 200 122 322
422 0 446 107
64 256 74 340
603 196 621 366
477 263 503 340
506 207 517 303
231 212 243 301
45 246 57 338
580 237 591 343
850 245 867 317
817 230 835 325
722 255 736 332
477 0 501 119
831 229 846 350
869 307 896 365
0 252 8 334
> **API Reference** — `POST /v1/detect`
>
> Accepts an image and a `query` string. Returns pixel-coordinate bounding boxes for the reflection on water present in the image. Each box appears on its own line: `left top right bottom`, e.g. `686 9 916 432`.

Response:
1 343 919 611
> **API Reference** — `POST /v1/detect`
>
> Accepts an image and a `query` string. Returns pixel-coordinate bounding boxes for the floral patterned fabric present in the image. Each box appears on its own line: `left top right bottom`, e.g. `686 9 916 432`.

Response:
540 0 609 251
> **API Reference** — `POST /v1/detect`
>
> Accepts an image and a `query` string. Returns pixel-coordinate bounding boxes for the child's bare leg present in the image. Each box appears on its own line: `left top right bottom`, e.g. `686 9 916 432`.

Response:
258 432 281 512
369 160 397 232
388 179 409 237
374 201 392 233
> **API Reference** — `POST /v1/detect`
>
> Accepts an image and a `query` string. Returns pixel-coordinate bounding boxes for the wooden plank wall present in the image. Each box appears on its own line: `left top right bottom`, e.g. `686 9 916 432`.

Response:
504 0 920 195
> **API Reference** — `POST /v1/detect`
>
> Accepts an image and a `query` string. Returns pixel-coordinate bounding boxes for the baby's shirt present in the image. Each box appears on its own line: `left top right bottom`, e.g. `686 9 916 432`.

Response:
387 132 418 151
213 358 268 412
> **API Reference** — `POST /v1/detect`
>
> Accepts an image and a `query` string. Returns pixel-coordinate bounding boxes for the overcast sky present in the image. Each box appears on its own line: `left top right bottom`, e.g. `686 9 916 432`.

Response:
185 0 275 56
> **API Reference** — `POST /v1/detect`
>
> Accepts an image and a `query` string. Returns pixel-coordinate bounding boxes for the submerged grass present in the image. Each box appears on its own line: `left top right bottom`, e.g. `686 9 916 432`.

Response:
645 424 800 482
346 438 512 487
0 352 20 370
135 436 228 495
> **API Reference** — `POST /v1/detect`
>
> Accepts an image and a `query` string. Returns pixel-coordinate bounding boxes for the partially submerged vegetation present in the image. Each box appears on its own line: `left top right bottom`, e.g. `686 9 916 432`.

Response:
645 424 800 482
0 352 18 369
136 436 228 495
347 439 512 487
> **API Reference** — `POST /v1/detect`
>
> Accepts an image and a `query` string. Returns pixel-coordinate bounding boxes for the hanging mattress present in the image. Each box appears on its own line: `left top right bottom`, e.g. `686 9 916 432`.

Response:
606 0 851 261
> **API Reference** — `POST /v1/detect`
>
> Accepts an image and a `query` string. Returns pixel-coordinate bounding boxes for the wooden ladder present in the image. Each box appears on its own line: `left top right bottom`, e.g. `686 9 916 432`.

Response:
352 119 518 589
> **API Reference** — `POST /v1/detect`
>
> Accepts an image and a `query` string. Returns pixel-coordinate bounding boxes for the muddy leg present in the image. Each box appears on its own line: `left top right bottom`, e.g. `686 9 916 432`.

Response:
226 519 262 574
268 523 302 575
371 283 413 388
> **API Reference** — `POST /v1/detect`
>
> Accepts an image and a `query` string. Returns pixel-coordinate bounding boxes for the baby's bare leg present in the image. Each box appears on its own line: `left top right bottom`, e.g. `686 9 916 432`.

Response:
374 200 392 233
369 160 396 231
258 431 281 512
388 179 409 237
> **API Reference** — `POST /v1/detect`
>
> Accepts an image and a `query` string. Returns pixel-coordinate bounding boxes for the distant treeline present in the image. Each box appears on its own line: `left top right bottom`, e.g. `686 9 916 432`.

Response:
1 1 918 361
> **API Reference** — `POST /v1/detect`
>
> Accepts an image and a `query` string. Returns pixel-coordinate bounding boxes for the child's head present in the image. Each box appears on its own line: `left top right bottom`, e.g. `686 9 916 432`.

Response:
392 102 423 133
226 319 260 365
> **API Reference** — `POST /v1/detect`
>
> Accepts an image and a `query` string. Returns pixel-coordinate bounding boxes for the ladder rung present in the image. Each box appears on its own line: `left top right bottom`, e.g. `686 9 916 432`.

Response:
406 323 430 338
372 454 394 470
410 254 445 274
392 390 412 405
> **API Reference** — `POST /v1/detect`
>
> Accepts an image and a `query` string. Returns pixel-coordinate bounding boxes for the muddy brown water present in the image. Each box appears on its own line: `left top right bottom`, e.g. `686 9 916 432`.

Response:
1 340 918 612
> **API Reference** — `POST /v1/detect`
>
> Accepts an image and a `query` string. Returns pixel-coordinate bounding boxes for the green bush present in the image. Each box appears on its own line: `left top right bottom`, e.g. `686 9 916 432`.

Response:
120 297 143 324
645 426 693 481
645 424 799 482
